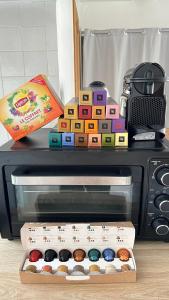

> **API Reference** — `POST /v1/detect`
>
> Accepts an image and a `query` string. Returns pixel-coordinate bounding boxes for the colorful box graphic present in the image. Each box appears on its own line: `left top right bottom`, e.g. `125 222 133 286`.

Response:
102 134 115 147
98 120 112 133
64 98 78 120
106 98 120 119
75 133 88 147
92 106 105 120
115 132 128 147
0 74 64 141
79 90 93 106
85 120 98 134
112 118 125 133
93 89 107 106
71 119 84 133
58 118 70 132
88 134 101 147
48 130 62 148
62 132 75 147
79 105 92 119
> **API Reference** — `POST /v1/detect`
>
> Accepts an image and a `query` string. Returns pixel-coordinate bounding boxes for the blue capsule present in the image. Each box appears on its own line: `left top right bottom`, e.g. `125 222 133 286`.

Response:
102 248 115 262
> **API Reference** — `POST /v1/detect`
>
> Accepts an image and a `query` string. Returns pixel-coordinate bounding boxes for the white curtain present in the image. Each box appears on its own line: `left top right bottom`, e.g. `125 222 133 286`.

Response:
83 28 169 127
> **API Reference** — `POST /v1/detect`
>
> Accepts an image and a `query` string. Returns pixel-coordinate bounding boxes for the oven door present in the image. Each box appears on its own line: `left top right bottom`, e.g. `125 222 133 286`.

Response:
6 166 142 237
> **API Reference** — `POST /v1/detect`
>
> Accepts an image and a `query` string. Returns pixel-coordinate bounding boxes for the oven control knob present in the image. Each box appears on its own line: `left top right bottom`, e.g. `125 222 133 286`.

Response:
152 217 169 236
156 168 169 186
155 195 169 212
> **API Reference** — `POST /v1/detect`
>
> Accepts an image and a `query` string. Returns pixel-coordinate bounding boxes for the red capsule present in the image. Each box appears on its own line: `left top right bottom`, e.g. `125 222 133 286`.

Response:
29 249 43 262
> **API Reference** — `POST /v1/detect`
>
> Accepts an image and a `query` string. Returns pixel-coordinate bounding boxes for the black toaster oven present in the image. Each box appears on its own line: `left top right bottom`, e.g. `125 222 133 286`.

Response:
1 129 169 241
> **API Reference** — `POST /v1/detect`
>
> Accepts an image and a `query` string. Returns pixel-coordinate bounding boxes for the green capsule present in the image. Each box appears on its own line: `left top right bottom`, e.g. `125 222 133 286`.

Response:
88 248 101 262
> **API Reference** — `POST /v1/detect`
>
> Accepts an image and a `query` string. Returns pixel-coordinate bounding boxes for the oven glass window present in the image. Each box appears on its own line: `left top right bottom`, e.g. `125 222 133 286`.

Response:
14 184 133 222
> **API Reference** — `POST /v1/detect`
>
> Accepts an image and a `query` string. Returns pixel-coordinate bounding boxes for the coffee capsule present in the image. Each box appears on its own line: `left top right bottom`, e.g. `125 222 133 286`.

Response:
44 249 57 262
41 265 53 274
88 249 101 262
56 265 69 276
71 265 85 276
102 248 115 262
121 264 131 272
73 249 86 262
105 264 116 274
59 249 72 262
29 249 43 262
89 264 101 275
26 265 37 273
117 248 130 262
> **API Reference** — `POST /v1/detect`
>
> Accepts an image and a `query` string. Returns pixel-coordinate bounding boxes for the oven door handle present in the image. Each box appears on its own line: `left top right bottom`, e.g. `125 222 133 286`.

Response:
11 175 131 186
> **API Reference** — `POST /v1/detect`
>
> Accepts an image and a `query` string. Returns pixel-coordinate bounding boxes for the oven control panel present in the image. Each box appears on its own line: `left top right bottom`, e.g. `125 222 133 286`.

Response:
147 159 169 238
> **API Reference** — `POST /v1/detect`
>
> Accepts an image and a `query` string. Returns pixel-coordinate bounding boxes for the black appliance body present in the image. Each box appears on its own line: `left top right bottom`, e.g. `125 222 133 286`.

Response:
123 62 166 140
1 129 169 241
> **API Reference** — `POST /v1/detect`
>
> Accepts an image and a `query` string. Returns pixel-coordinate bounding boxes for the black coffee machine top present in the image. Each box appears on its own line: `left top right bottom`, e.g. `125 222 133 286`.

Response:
121 62 166 141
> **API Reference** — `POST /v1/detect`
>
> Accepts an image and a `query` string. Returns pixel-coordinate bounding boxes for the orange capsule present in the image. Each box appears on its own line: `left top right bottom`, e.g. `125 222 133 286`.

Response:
73 249 86 262
117 248 130 261
42 265 53 273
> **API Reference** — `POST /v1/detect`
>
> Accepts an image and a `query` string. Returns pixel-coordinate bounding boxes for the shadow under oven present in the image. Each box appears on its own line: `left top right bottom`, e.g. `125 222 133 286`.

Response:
6 165 142 237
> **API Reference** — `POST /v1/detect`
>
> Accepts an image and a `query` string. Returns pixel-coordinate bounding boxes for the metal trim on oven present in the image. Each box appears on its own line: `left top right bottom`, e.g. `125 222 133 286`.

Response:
11 175 132 186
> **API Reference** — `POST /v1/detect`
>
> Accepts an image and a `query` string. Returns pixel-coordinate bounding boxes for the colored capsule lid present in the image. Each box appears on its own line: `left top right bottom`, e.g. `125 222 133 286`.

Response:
88 249 101 261
102 248 115 262
59 249 72 262
29 249 43 262
44 249 57 262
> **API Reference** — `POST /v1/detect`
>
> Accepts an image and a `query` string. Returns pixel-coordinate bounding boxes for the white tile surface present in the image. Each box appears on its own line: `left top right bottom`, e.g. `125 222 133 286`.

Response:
0 28 22 51
19 0 46 27
0 52 24 76
0 123 11 146
20 27 46 51
2 76 30 95
0 78 3 98
47 51 58 76
24 51 47 76
48 75 60 94
0 1 20 26
45 0 56 26
46 25 58 51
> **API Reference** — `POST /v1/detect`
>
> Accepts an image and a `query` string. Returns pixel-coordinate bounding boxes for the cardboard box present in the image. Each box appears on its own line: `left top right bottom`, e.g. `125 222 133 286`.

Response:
62 133 75 147
58 118 71 132
98 120 112 133
79 90 93 106
79 105 92 119
115 132 128 147
64 98 78 120
112 118 125 133
88 134 101 147
71 120 84 133
85 120 98 134
20 222 136 284
48 130 62 148
93 89 107 106
102 134 115 147
106 98 120 119
75 133 88 147
0 74 64 141
92 106 105 120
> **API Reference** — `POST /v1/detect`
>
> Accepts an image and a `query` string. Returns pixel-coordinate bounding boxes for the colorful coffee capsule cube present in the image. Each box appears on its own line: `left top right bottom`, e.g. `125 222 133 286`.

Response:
26 265 37 273
102 134 115 147
57 265 69 276
112 118 125 133
29 249 43 262
62 132 75 147
102 248 115 262
79 89 93 106
106 98 120 119
59 249 72 262
88 249 101 262
88 134 101 147
75 133 88 147
48 129 62 148
121 264 131 272
93 89 107 106
89 264 101 275
41 265 53 274
71 119 84 133
85 120 98 134
73 249 86 262
115 132 128 147
64 98 78 120
44 249 57 262
58 118 71 132
71 265 85 276
98 120 111 133
105 264 116 274
117 248 130 261
92 106 105 120
79 105 92 119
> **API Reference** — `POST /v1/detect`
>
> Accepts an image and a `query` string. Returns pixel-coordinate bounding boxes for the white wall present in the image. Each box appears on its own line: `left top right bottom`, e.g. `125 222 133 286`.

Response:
56 0 75 103
0 0 59 146
77 0 169 29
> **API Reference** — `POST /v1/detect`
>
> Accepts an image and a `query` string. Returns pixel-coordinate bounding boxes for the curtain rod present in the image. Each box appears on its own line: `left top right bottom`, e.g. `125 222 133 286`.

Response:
81 28 169 36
